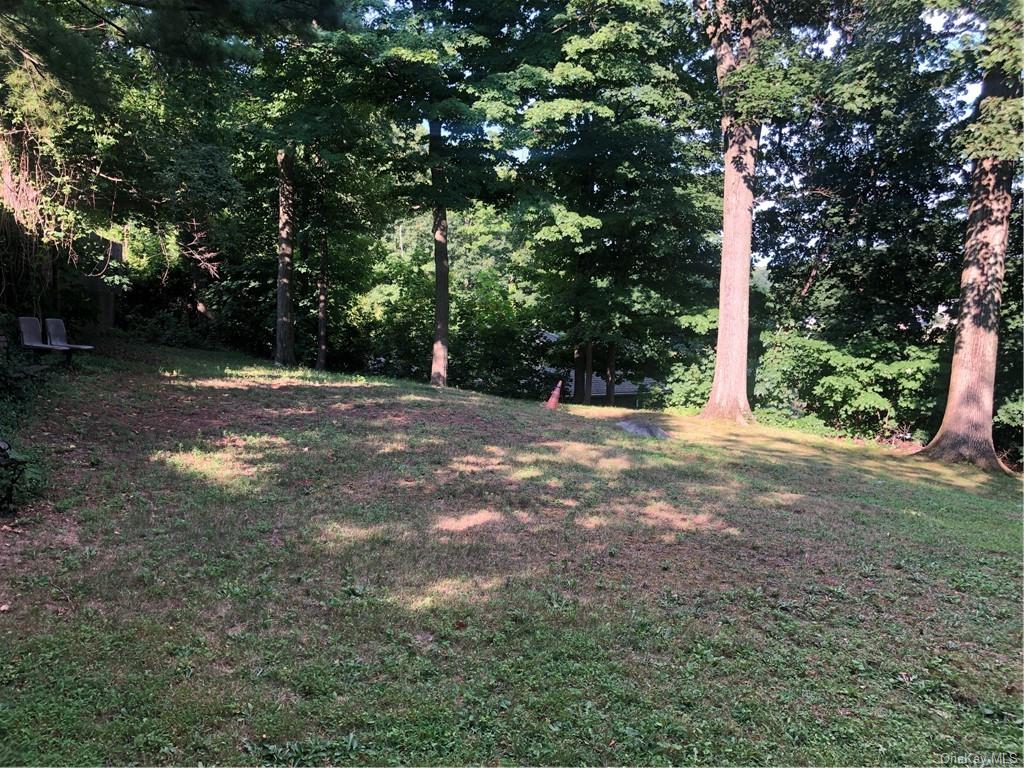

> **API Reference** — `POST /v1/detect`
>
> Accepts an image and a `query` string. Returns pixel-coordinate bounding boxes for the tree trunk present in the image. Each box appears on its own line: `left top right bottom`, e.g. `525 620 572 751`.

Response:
605 342 616 406
701 117 759 423
275 146 296 366
315 233 328 371
573 344 586 404
918 71 1016 473
583 341 593 405
571 285 585 403
428 119 449 387
430 200 449 386
696 0 768 424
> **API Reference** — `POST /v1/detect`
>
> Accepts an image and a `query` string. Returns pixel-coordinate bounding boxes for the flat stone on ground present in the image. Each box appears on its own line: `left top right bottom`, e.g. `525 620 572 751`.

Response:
615 420 670 440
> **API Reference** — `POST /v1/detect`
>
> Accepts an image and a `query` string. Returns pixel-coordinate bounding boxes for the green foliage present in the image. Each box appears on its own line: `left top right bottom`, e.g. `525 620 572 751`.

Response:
725 37 823 123
753 408 834 437
754 331 941 438
351 206 552 396
125 310 212 349
500 0 719 389
656 349 716 410
993 393 1023 464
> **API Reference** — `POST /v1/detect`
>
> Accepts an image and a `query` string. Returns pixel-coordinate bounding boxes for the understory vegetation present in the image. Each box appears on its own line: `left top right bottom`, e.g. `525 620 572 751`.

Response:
1 0 1021 467
0 347 1020 765
0 1 1021 761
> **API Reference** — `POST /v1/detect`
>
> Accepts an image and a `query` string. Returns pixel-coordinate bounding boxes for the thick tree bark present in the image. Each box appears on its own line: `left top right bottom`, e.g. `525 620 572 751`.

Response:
605 342 616 406
697 0 768 424
274 146 296 367
701 117 759 422
918 72 1016 473
428 119 449 387
315 234 328 371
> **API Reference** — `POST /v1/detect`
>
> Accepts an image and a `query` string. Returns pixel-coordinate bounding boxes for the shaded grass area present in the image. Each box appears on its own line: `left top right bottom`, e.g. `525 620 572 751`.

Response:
1 346 1021 765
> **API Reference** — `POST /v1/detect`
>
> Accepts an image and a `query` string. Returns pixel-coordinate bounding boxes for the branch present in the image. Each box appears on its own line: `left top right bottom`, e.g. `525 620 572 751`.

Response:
70 0 162 54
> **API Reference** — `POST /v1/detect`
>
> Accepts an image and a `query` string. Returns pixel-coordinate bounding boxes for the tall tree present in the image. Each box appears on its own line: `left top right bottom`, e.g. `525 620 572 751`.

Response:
428 118 450 385
695 0 769 423
920 53 1022 471
378 0 498 387
755 0 963 439
504 0 718 405
275 145 297 365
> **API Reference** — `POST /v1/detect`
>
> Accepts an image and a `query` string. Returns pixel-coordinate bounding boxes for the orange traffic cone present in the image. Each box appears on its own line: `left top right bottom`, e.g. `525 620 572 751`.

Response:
544 379 563 410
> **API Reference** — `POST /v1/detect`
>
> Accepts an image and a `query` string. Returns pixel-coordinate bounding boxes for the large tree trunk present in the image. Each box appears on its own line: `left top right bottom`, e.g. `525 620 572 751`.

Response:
697 0 768 424
701 117 759 422
275 146 296 366
605 342 616 406
428 119 449 387
315 234 328 371
918 72 1016 473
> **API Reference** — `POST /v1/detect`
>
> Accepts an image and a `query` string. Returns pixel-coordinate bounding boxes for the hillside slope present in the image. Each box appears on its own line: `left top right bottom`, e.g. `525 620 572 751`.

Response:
1 347 1021 765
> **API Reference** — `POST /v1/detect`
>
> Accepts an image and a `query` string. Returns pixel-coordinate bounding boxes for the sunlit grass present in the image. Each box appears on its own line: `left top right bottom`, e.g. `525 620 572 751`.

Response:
0 346 1020 765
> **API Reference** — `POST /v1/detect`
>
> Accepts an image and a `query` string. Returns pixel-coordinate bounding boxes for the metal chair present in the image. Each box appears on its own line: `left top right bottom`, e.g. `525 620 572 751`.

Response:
17 317 69 352
45 319 94 351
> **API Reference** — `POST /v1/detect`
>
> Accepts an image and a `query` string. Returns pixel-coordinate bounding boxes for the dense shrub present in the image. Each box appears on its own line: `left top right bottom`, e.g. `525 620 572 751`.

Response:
653 346 715 410
753 330 940 439
994 394 1023 467
350 214 552 398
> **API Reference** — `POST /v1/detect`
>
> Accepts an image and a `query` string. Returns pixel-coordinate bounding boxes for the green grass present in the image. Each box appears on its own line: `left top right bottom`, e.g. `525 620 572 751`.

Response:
1 345 1021 766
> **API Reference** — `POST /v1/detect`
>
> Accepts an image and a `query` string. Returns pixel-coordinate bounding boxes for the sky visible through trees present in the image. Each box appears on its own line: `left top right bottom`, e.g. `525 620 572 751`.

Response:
0 0 1021 470
0 5 1022 763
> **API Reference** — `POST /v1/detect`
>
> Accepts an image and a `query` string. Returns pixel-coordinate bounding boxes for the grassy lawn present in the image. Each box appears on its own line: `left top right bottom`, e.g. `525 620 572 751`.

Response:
1 346 1021 766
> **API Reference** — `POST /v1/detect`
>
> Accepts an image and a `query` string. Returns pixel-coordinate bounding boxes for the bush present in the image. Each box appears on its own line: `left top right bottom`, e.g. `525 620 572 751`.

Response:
655 345 716 409
994 393 1023 467
754 409 835 437
753 330 939 439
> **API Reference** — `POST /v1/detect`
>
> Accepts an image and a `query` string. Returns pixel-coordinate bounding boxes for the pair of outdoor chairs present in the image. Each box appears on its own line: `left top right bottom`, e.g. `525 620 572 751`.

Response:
17 317 94 353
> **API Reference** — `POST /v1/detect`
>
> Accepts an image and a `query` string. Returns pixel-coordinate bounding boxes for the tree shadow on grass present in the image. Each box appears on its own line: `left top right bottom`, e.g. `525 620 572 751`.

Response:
12 367 1017 616
1 361 1021 765
574 407 1022 501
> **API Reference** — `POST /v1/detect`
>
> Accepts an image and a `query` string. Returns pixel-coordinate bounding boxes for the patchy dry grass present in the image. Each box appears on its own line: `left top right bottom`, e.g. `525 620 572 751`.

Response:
1 346 1021 765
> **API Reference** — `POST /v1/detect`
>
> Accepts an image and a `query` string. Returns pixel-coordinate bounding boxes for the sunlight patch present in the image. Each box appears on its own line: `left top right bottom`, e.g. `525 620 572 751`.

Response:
520 441 632 473
320 521 395 545
402 576 504 610
376 439 409 455
151 434 288 488
639 502 740 535
434 508 502 532
448 454 506 474
759 491 806 508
